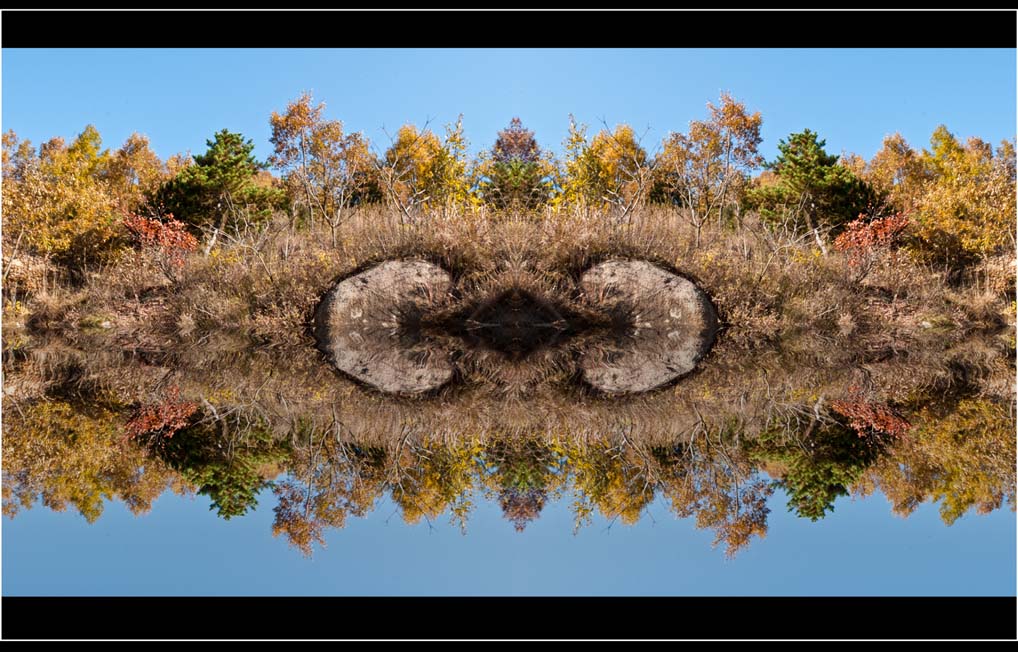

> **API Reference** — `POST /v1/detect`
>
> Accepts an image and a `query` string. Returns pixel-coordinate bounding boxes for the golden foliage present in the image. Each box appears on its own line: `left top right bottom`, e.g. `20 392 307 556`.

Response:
269 92 378 243
564 440 654 528
380 116 475 219
857 398 1016 524
391 439 482 529
2 397 181 523
855 126 1016 265
555 117 650 214
655 92 763 229
3 127 121 266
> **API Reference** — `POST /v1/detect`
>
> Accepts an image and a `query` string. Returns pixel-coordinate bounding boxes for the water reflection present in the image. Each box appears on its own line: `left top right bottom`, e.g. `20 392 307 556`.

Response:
3 360 1013 557
3 212 1015 558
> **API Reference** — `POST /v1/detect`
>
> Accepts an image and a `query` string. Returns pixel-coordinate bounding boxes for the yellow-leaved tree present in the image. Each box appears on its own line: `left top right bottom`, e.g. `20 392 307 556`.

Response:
269 92 379 246
857 126 1016 267
555 116 652 221
105 133 169 212
655 93 763 244
855 397 1016 525
911 127 1016 265
2 126 121 269
2 126 172 271
379 115 474 222
390 439 481 531
2 398 183 523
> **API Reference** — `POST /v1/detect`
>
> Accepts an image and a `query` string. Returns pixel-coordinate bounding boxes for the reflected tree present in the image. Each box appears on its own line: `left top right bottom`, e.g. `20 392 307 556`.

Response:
748 419 884 521
479 438 568 532
388 435 481 531
2 394 181 523
654 430 773 558
271 422 387 556
156 415 290 520
857 396 1016 524
567 437 657 530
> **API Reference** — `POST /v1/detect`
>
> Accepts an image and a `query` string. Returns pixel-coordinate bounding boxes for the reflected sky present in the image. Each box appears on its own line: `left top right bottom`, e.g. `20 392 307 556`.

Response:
3 483 1014 596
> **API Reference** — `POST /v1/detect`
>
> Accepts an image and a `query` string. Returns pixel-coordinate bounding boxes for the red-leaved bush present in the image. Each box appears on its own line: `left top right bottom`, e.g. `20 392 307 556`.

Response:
125 386 198 440
833 212 911 265
831 386 911 438
122 212 198 266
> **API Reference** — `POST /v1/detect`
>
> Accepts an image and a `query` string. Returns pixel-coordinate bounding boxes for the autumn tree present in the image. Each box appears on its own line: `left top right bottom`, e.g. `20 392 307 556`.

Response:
379 116 473 222
152 129 283 237
566 439 656 530
859 133 929 212
556 116 653 221
748 421 884 522
105 133 169 211
2 130 46 271
389 438 481 530
1 126 126 270
909 127 1015 266
654 435 772 558
478 439 567 532
846 126 1016 267
856 397 1016 525
272 425 387 556
2 395 181 523
555 115 593 209
746 128 878 236
654 93 763 244
269 92 379 246
475 117 556 211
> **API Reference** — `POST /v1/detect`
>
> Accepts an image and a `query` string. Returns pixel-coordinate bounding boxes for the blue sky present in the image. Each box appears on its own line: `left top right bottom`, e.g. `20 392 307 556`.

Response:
3 487 1015 596
2 49 1015 167
2 48 1016 596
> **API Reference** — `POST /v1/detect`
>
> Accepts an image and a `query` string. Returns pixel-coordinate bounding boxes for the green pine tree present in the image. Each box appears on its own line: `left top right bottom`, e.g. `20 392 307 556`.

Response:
152 129 282 232
747 129 879 233
157 417 290 520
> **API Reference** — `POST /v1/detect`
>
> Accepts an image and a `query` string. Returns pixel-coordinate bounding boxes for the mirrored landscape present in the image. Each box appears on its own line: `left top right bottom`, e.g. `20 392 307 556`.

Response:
4 207 1014 563
2 74 1015 595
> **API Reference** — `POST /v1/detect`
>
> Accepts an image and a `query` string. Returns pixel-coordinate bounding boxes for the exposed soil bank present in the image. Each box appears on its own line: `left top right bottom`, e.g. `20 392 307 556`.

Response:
578 260 719 394
315 258 718 396
314 260 454 394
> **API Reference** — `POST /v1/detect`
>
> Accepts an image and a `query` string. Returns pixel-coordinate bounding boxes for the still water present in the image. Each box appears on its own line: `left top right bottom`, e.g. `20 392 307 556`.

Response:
3 478 1014 596
4 247 1016 596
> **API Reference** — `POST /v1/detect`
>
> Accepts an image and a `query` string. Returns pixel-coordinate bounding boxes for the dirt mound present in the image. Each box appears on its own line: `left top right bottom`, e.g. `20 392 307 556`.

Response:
314 260 453 394
579 260 718 394
315 258 718 396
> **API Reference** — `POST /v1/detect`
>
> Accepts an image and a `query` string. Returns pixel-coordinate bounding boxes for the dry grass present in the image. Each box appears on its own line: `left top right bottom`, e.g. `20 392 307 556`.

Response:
4 205 1013 556
4 203 1013 451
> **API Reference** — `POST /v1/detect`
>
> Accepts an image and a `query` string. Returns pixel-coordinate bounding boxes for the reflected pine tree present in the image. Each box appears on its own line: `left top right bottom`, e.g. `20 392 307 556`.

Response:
3 390 1014 559
748 419 884 522
156 415 290 520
